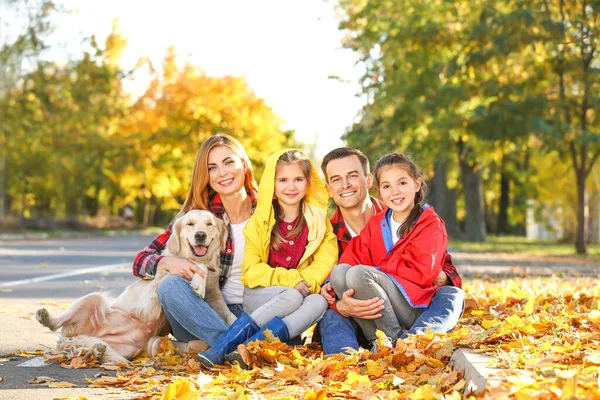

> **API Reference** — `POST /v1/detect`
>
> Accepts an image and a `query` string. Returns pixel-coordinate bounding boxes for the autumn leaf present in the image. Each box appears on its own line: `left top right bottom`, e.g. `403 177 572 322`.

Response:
29 376 57 384
161 378 199 400
48 381 77 388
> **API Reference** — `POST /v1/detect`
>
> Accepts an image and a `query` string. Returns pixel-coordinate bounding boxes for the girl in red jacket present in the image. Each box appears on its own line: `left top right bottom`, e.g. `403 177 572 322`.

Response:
330 153 449 348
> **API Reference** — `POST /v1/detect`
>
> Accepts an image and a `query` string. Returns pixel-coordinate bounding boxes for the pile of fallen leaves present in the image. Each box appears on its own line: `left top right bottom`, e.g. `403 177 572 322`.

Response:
22 276 600 399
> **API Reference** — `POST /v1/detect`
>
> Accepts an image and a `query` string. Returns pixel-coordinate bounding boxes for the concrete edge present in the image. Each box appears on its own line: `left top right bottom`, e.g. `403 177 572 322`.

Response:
450 348 503 394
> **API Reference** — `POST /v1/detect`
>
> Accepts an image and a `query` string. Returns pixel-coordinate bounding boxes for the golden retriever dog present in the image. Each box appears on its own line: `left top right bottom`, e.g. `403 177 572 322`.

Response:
36 210 236 364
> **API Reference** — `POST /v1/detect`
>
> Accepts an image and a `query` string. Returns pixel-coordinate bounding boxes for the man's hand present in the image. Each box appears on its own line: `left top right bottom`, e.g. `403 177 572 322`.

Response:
295 281 311 297
157 256 207 281
336 288 384 319
320 282 335 305
434 270 449 287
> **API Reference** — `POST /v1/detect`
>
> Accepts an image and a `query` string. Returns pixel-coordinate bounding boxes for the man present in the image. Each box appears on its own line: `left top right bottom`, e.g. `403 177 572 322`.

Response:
317 147 464 354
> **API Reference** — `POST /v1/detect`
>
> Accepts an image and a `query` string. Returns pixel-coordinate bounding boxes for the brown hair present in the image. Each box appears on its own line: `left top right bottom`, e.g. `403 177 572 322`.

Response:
270 150 311 251
374 153 428 238
180 134 258 214
321 147 370 183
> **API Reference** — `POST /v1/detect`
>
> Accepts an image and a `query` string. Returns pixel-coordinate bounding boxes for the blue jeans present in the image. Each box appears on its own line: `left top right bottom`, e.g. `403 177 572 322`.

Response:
157 275 243 346
319 285 465 354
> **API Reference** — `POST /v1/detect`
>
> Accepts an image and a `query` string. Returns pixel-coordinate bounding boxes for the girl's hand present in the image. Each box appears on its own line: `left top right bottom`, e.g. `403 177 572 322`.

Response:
295 281 311 297
157 256 207 281
320 282 335 305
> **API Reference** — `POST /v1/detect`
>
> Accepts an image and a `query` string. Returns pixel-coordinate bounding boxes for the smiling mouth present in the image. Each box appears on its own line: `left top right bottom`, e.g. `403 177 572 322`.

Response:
391 198 404 204
189 243 208 257
340 192 356 198
218 178 234 186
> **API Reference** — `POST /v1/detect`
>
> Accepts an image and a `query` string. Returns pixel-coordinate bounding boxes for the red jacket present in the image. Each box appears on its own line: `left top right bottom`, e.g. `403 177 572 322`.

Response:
339 205 448 308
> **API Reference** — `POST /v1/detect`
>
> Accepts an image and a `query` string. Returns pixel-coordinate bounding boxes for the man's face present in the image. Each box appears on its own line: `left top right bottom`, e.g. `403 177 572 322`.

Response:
325 155 373 210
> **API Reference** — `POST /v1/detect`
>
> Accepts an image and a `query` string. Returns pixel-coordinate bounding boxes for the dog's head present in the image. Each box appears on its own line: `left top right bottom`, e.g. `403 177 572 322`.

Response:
166 210 228 267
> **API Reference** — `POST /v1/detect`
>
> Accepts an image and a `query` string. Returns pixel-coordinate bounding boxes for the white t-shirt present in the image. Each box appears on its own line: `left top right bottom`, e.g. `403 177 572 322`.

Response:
220 219 248 305
345 222 358 238
390 217 403 244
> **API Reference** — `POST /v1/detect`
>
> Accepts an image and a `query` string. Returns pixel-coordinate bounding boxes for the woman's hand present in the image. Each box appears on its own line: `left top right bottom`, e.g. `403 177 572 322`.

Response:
157 256 207 281
320 282 335 305
295 281 311 297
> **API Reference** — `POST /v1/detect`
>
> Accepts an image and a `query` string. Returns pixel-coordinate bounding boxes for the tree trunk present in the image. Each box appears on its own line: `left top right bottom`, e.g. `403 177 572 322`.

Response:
575 167 587 254
497 165 510 234
458 145 486 242
431 158 461 238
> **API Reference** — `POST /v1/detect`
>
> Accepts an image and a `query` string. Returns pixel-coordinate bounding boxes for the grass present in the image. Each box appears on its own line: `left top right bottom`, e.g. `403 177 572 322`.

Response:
449 235 600 260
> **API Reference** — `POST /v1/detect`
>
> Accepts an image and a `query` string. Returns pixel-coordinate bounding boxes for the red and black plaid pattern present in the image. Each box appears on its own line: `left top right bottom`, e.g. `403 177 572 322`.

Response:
330 196 384 258
442 252 462 288
133 190 258 286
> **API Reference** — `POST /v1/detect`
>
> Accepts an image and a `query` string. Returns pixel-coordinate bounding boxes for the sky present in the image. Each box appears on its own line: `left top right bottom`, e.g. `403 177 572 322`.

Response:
45 0 366 158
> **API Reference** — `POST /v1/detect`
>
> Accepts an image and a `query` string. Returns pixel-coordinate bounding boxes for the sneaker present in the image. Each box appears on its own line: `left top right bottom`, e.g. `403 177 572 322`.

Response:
147 336 209 357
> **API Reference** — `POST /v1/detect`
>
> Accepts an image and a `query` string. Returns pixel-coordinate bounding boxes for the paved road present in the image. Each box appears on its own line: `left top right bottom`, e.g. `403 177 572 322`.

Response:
0 235 152 399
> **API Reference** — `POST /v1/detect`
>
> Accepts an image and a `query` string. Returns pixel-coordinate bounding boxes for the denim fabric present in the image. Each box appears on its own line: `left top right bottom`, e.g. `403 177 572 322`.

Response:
319 309 360 355
319 286 465 354
403 285 465 337
228 303 245 318
157 275 242 346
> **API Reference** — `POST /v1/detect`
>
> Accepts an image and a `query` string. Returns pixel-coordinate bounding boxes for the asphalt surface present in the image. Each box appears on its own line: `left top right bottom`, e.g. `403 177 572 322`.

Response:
0 235 151 399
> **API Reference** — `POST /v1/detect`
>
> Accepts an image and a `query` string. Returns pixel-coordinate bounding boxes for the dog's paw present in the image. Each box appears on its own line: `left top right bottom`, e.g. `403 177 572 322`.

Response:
92 343 106 358
36 308 51 327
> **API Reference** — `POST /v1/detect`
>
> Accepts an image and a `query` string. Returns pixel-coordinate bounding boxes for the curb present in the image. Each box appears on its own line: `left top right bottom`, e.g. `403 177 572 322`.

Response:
450 348 502 394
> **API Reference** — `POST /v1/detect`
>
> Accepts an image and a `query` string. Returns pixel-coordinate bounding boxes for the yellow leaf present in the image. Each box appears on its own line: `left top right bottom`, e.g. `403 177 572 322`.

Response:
161 378 199 400
561 376 577 399
366 359 385 377
48 381 77 388
523 295 535 315
344 371 371 388
481 318 501 329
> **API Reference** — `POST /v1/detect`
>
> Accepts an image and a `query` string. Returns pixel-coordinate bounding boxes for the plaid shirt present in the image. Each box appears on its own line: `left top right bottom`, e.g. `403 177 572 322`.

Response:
331 196 385 258
330 198 462 288
133 190 258 288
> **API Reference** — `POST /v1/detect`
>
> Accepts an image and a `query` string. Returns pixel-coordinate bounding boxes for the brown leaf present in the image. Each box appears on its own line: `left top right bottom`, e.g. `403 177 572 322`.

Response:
28 376 57 384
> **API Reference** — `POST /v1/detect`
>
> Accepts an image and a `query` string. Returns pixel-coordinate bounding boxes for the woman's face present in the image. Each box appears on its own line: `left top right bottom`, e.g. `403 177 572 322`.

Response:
207 145 247 196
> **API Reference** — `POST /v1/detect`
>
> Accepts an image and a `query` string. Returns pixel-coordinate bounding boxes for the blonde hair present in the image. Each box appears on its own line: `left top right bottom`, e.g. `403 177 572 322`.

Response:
270 150 311 251
374 153 428 238
181 134 258 214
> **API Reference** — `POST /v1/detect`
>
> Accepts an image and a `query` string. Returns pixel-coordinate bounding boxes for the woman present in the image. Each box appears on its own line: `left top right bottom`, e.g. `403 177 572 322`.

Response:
133 133 258 354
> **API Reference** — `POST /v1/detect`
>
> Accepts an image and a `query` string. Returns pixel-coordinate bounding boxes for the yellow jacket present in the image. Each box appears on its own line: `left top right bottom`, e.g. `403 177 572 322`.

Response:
241 149 338 294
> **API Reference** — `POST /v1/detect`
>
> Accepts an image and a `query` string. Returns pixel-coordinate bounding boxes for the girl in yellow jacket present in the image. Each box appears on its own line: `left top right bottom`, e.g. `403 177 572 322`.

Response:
197 149 338 368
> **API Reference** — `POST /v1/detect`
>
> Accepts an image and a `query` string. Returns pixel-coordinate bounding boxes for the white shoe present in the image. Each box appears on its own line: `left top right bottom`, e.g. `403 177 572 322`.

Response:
147 336 209 357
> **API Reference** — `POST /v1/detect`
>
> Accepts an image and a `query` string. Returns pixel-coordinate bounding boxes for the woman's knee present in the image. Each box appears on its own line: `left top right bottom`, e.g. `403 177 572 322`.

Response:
157 275 190 305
